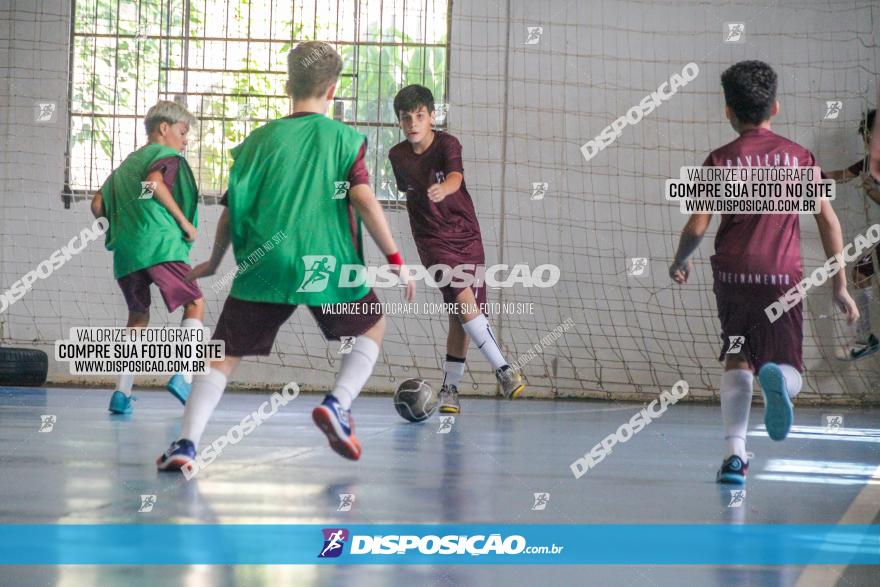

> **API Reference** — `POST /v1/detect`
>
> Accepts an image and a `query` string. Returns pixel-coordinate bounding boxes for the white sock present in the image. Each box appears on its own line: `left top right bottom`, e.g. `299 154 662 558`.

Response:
854 288 874 341
778 363 803 399
442 357 466 388
180 369 227 447
461 314 507 370
117 373 134 397
331 336 380 410
720 369 753 459
180 317 205 384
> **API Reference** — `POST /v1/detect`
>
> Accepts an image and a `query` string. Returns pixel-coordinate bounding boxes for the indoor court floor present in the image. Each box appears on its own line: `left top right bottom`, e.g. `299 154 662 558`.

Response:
1 385 878 586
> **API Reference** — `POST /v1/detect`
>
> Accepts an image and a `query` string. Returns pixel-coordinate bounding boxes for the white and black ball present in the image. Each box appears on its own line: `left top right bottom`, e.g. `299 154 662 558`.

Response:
393 378 438 422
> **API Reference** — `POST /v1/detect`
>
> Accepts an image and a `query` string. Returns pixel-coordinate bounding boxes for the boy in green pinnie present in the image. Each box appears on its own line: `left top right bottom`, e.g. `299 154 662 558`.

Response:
91 101 205 414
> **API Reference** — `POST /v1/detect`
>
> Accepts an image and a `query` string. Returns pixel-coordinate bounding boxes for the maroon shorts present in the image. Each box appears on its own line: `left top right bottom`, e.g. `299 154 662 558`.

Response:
117 261 203 313
714 284 804 373
213 290 383 357
420 254 488 313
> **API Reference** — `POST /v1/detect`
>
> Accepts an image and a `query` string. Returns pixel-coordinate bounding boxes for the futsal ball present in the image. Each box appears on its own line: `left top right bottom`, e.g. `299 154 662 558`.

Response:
393 378 439 422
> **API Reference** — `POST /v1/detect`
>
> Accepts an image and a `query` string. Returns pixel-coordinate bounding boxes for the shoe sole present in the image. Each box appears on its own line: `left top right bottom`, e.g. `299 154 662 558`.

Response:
312 406 362 461
716 472 746 485
165 381 189 405
759 363 793 441
156 454 193 472
108 406 132 414
439 404 460 414
505 383 526 400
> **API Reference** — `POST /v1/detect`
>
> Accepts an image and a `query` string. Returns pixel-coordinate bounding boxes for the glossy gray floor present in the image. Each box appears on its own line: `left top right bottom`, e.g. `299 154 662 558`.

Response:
1 385 878 587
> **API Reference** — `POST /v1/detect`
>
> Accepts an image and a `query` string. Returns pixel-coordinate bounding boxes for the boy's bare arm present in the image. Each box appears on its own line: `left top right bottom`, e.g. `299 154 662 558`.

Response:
669 212 713 283
145 169 197 242
90 191 105 218
815 199 859 323
186 207 231 281
349 183 416 300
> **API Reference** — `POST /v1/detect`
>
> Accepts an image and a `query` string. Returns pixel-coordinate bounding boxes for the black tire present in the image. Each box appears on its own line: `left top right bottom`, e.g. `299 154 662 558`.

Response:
0 347 49 387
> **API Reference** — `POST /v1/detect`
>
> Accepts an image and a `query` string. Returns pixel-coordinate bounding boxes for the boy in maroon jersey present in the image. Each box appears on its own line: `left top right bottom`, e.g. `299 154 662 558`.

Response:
828 109 880 359
388 85 525 413
669 61 858 484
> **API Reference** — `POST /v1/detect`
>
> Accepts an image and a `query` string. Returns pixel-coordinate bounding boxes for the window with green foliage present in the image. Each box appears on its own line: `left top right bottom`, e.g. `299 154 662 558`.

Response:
67 0 450 202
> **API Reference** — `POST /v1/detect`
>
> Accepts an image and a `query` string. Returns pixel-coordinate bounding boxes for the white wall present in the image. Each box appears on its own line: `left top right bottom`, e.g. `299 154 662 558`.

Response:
1 0 878 403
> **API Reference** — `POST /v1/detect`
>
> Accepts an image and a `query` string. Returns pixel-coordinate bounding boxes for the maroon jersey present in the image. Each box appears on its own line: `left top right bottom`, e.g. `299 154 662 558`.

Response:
388 131 484 264
707 127 819 287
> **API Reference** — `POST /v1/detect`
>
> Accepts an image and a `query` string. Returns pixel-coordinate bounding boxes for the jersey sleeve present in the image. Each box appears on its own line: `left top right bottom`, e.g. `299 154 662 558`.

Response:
148 156 181 192
441 135 465 175
347 141 370 188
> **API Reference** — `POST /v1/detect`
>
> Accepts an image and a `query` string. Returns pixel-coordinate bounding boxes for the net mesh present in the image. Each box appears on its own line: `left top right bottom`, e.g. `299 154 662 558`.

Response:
1 0 879 402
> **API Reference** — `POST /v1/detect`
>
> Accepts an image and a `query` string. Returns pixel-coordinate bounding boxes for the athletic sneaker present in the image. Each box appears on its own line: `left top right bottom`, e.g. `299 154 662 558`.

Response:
496 365 525 399
156 439 196 471
108 390 134 414
165 373 191 405
758 362 793 441
312 395 362 461
438 384 461 414
849 334 879 360
716 455 749 484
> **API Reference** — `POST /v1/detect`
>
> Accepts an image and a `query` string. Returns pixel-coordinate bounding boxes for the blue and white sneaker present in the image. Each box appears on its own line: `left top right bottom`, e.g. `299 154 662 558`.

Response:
312 395 362 461
716 455 749 484
165 374 191 405
156 439 196 471
108 390 134 414
759 362 793 441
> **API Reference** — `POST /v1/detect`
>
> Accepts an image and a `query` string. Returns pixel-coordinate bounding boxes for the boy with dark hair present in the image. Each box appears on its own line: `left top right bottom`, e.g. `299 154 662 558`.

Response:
827 109 880 359
669 60 858 484
157 42 414 469
91 100 204 414
388 84 524 414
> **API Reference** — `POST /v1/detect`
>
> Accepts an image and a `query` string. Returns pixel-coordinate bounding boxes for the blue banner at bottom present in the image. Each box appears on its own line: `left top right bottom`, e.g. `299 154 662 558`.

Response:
0 524 878 565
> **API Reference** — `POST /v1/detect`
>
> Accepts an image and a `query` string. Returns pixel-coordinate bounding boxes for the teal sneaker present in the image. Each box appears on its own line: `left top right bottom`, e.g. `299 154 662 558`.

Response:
165 374 191 405
108 390 134 414
759 363 793 441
